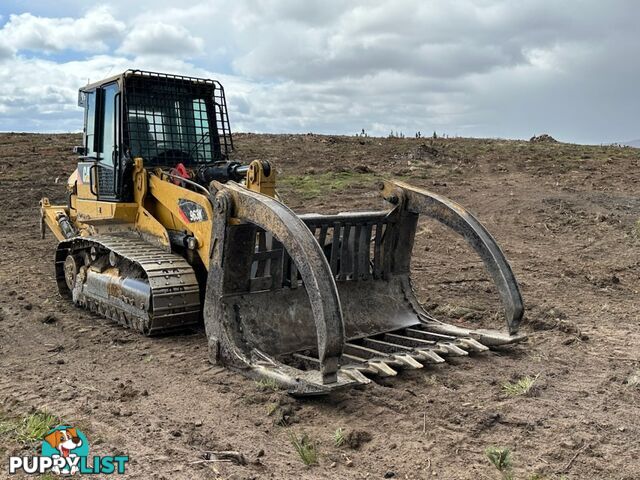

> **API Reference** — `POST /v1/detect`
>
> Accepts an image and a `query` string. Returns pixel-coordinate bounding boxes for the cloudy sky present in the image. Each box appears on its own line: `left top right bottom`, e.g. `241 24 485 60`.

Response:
0 0 637 143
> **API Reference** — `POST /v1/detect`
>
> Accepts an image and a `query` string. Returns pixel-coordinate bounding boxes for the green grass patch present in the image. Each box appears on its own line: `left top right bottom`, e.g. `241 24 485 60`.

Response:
265 403 279 416
255 377 280 392
502 374 540 397
333 427 345 447
289 431 318 466
0 410 60 445
279 172 378 199
485 446 513 479
633 220 640 240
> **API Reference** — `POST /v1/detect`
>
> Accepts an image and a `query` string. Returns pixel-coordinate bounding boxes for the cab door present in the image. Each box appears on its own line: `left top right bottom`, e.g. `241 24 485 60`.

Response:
77 82 120 201
95 82 120 200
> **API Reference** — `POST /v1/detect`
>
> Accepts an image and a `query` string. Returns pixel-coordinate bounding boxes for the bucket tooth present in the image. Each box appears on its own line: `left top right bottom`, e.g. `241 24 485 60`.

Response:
415 349 446 364
367 360 398 377
392 353 423 369
431 344 452 355
440 342 469 356
457 337 489 352
342 368 372 384
342 353 388 376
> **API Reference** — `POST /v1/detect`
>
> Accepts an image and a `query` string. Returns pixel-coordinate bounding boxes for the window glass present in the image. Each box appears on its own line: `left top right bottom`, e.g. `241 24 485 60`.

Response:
126 87 218 165
100 83 119 167
85 92 96 156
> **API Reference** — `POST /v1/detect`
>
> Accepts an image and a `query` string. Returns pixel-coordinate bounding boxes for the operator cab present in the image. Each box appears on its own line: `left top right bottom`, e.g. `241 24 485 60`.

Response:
76 70 234 201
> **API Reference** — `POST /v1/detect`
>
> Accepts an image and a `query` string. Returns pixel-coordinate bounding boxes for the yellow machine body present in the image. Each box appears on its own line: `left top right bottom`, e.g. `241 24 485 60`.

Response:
40 70 525 396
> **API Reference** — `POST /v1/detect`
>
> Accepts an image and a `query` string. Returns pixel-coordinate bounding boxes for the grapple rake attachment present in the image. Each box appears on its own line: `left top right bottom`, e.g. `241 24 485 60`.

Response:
204 179 525 395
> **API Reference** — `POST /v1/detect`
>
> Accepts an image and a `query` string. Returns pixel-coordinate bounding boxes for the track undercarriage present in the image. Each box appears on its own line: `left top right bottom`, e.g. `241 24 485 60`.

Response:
56 235 201 335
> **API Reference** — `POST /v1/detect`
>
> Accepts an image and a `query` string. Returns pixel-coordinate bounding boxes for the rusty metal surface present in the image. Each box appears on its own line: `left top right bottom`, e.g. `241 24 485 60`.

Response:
204 181 345 385
202 177 526 395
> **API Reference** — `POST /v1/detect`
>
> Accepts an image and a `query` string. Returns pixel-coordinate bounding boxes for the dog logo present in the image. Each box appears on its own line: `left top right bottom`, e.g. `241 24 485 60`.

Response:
9 424 128 475
41 426 88 475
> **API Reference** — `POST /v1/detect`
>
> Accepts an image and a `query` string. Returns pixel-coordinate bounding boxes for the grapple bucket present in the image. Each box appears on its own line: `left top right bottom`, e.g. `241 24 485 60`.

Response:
204 179 524 395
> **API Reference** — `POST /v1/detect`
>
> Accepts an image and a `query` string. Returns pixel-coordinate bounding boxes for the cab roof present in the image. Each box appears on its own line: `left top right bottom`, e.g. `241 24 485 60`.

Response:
79 69 218 93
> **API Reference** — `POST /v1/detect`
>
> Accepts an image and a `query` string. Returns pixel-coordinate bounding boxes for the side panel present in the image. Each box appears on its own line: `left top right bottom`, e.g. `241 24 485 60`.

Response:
76 162 97 200
147 174 214 267
74 200 137 223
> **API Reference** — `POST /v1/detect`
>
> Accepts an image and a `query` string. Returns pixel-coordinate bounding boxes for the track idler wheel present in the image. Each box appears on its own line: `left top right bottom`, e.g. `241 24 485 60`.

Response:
63 254 82 291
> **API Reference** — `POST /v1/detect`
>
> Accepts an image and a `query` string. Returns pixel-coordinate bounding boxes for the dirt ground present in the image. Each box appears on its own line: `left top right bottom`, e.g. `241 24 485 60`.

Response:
0 132 639 479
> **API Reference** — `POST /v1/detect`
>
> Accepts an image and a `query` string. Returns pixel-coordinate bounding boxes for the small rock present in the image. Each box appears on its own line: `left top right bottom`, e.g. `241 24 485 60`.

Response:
625 370 640 387
384 471 396 478
24 304 33 311
41 314 58 324
256 449 265 458
344 429 373 449
170 430 182 437
56 359 65 365
330 461 336 468
354 164 373 174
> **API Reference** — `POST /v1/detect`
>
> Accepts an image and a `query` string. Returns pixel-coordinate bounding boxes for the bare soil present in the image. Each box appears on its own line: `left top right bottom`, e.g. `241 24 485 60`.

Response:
0 132 639 479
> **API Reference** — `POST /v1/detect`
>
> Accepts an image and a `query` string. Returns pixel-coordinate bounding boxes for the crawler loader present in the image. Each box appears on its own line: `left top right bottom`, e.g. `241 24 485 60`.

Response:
41 70 525 395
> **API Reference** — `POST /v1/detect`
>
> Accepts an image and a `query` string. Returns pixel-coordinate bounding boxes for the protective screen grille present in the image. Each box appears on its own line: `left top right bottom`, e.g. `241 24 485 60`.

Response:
123 70 233 167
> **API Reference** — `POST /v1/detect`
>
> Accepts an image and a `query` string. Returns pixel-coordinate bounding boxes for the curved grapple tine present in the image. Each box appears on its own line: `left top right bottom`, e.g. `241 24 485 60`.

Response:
203 180 354 394
381 180 525 336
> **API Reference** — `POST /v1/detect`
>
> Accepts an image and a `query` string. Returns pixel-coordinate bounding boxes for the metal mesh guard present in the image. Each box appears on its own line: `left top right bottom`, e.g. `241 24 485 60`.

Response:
123 70 233 166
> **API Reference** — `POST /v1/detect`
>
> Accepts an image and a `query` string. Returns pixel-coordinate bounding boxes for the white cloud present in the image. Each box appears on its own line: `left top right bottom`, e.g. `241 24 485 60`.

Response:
118 23 205 57
0 0 638 143
0 6 125 54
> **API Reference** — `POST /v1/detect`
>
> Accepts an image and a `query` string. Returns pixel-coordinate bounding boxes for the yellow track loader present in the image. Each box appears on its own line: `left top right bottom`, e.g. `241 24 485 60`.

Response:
41 70 525 395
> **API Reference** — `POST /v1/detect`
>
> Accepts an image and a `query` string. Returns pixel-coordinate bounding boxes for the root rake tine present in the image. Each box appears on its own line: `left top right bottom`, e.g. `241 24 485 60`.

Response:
440 343 469 356
392 353 423 369
457 338 489 352
368 360 398 377
342 368 372 384
416 349 446 364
